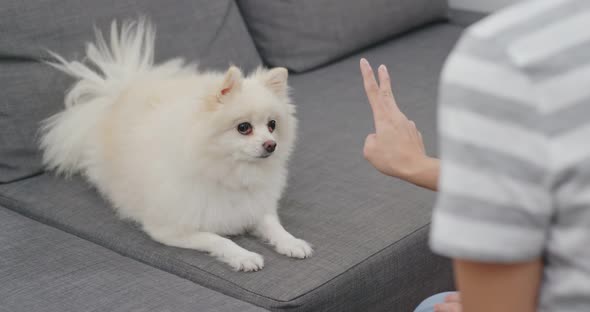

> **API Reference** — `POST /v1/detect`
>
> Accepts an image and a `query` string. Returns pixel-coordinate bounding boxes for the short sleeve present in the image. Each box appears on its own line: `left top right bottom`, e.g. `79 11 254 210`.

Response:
429 31 552 262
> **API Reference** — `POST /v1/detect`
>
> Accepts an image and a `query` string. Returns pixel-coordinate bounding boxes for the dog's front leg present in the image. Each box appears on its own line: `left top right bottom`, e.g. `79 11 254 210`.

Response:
143 223 264 272
253 214 313 259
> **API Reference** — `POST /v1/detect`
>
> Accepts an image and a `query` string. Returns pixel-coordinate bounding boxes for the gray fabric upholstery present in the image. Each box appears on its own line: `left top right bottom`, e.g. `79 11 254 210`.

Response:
0 0 261 184
0 206 266 312
448 9 487 27
0 23 462 311
237 0 448 72
0 0 260 64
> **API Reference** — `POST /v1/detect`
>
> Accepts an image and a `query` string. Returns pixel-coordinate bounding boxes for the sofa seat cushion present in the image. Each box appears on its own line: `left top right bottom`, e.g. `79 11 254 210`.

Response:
0 22 464 311
0 206 266 312
237 0 447 72
0 0 262 184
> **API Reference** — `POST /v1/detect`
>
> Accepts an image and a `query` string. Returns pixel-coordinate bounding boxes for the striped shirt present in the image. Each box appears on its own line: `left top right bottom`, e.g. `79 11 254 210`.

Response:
429 0 590 310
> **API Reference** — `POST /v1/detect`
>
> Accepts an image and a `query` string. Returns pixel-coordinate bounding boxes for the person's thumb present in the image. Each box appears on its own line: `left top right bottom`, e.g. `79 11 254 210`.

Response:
363 133 377 160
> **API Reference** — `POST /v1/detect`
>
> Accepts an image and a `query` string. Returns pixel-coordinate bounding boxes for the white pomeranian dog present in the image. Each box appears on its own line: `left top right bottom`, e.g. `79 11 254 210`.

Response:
40 19 312 271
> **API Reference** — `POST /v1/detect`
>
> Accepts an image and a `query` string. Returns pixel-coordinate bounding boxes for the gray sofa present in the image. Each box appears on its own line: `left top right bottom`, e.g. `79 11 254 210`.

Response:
0 1 483 311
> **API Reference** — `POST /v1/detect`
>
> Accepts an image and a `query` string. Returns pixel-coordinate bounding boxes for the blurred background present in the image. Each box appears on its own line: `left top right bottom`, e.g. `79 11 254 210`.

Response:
451 0 521 12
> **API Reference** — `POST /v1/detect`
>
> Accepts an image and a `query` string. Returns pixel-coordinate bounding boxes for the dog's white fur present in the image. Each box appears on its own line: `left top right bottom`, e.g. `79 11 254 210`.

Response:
40 19 312 271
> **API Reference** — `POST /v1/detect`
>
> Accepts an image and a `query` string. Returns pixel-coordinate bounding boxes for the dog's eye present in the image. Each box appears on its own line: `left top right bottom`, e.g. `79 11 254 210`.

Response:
237 122 252 135
268 120 276 133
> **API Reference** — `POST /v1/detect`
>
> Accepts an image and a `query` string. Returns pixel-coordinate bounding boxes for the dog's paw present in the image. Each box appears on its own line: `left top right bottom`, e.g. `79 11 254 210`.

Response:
224 250 264 272
275 238 313 259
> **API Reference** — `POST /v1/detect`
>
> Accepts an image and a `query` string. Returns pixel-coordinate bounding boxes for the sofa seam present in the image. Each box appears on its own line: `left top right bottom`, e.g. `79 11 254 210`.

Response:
232 0 267 67
286 221 433 304
0 192 294 305
0 194 276 310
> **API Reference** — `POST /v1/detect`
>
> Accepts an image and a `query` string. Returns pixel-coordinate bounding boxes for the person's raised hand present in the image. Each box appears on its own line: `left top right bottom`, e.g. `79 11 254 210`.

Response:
360 58 437 189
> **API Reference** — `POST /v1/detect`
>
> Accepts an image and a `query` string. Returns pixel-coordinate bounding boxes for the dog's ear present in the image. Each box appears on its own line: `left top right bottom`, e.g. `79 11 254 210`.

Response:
217 66 243 103
263 67 288 97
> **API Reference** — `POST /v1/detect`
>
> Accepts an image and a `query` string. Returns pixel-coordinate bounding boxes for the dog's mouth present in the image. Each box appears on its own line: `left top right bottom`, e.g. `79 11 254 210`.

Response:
257 153 272 159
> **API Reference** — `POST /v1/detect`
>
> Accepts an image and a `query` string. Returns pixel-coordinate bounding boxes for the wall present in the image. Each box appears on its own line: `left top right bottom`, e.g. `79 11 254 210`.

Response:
449 0 522 12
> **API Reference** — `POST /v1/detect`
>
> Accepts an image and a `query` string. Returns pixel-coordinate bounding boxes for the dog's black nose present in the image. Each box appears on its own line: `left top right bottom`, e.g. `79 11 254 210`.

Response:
263 140 277 153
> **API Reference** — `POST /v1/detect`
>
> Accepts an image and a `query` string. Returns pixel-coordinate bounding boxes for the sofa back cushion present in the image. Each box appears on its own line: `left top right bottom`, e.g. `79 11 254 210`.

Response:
237 0 448 72
0 0 261 183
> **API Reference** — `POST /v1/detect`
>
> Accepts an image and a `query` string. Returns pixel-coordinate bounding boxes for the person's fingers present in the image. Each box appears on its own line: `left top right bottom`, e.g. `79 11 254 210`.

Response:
377 64 392 97
434 302 462 312
360 60 380 111
360 58 386 131
377 64 401 115
360 58 378 96
444 293 461 303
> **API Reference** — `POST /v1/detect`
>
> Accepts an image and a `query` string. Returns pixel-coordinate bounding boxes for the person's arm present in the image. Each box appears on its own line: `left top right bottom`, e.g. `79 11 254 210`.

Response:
428 26 551 311
454 259 542 312
403 156 439 191
430 260 543 312
359 58 439 191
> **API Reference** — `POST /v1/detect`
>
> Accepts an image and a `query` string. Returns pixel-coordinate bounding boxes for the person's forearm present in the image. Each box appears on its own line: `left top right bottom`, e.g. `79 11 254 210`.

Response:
454 259 542 312
398 156 439 191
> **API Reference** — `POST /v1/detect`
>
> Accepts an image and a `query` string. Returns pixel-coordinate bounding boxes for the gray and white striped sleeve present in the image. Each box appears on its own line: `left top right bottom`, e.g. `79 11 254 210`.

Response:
429 28 552 262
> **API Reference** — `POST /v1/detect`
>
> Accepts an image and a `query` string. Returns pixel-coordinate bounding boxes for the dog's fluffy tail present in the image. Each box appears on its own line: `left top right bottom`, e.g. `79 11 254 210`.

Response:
49 18 157 109
41 19 182 176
